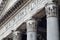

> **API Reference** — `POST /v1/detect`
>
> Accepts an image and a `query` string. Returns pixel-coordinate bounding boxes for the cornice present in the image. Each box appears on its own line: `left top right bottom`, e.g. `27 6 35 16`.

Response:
0 0 28 26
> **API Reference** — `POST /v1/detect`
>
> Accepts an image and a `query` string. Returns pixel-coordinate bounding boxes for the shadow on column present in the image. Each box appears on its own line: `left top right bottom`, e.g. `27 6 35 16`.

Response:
58 5 60 40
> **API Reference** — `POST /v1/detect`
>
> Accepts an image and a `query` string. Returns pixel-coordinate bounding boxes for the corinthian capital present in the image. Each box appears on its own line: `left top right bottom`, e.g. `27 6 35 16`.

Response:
45 2 58 17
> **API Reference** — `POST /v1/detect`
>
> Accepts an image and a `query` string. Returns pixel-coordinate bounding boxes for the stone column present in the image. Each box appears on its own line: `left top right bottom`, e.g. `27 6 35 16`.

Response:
45 1 59 40
26 19 37 40
13 30 21 40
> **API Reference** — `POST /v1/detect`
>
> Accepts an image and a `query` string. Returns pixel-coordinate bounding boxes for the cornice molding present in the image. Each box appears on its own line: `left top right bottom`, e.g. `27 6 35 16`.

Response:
0 0 28 26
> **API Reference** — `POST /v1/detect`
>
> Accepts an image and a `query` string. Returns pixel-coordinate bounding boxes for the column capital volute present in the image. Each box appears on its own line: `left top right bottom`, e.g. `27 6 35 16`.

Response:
25 17 37 23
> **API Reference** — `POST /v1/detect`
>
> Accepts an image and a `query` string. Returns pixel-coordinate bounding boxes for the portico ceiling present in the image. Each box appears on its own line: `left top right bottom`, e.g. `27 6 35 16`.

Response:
33 8 46 19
